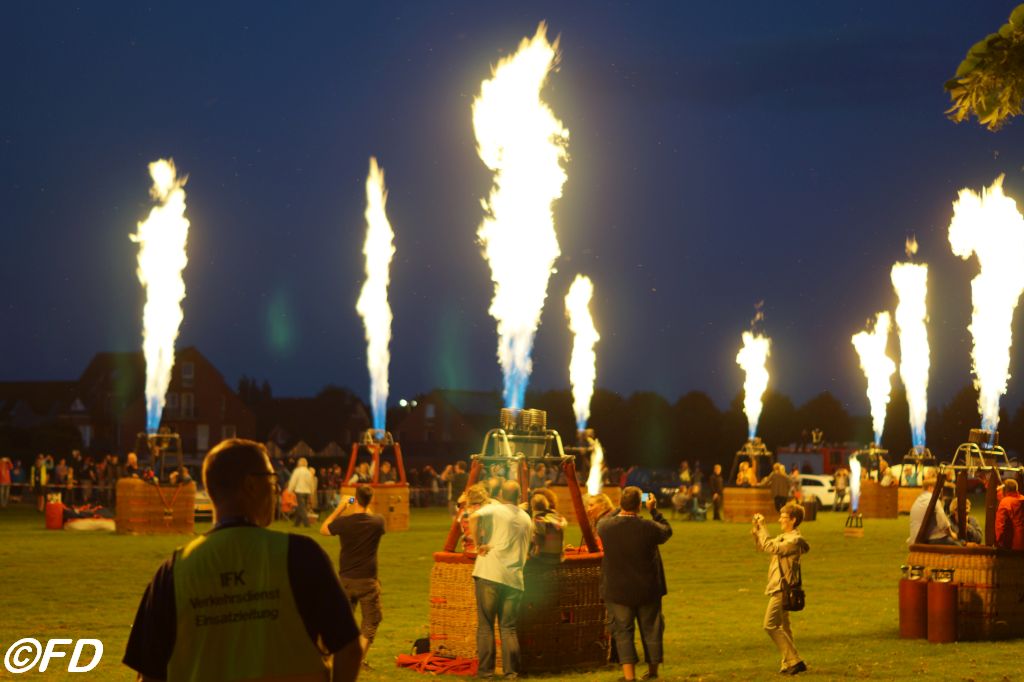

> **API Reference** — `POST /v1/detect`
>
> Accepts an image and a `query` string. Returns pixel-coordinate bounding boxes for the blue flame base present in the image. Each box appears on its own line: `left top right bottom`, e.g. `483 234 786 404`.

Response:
146 398 161 435
503 370 529 411
372 402 386 433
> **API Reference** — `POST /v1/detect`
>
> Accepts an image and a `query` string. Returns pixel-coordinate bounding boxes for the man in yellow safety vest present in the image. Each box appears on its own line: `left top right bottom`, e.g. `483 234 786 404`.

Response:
123 438 363 681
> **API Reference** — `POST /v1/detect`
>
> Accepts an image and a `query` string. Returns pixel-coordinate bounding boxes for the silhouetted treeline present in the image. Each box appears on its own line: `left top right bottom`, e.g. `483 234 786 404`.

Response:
405 385 1023 472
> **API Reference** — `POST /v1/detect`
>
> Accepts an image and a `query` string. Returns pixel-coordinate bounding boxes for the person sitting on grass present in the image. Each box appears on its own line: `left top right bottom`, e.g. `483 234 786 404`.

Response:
123 438 362 682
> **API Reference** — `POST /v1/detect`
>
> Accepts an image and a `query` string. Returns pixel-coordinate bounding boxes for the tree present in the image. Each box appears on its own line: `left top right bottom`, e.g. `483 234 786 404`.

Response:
623 392 674 468
673 391 723 467
587 389 628 466
796 391 853 444
946 4 1024 130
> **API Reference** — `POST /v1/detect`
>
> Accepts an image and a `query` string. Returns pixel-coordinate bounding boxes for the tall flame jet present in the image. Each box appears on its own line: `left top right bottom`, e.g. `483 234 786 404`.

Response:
130 159 190 434
851 312 896 445
566 275 599 431
356 158 397 432
849 453 862 512
736 331 771 440
891 237 930 449
948 175 1024 433
473 22 569 409
587 438 605 497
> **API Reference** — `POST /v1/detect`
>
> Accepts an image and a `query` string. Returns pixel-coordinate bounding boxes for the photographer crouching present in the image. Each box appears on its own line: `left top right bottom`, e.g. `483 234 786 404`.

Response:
752 503 809 676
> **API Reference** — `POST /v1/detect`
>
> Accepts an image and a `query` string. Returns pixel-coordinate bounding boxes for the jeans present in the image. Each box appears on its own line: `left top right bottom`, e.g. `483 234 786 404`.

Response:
294 493 310 527
474 577 522 676
606 599 664 665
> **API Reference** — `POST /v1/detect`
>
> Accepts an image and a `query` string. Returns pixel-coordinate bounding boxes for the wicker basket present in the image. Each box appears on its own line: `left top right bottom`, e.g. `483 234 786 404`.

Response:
340 483 410 531
722 487 776 522
428 551 608 673
907 545 1024 640
859 480 898 518
115 478 195 534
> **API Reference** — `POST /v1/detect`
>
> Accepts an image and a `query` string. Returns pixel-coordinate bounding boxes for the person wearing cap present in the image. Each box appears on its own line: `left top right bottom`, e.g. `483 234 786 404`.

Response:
123 438 362 682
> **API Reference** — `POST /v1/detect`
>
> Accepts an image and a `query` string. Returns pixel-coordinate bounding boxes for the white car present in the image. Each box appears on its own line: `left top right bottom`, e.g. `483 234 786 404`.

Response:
798 474 839 509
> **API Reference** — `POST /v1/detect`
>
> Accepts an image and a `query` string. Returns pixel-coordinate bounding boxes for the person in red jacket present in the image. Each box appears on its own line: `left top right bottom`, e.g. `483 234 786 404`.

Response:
995 479 1024 549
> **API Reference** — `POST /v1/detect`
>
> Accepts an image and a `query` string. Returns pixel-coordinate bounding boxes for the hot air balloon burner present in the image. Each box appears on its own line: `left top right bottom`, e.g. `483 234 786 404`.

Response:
345 429 409 531
844 512 864 538
135 429 185 483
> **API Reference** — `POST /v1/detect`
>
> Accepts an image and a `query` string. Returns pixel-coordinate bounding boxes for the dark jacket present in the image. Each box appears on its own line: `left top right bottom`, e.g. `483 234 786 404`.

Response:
597 510 672 606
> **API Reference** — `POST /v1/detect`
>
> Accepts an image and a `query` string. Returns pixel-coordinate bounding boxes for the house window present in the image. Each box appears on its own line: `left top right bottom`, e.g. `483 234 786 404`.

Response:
182 362 195 388
166 392 179 416
196 424 209 452
181 393 195 419
222 424 237 440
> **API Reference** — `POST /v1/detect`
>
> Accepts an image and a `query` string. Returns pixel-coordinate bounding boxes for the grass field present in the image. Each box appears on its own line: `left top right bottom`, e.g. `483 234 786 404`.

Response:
0 503 1017 681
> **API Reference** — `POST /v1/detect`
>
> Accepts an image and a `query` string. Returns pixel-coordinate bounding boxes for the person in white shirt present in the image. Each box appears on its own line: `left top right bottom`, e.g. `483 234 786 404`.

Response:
286 457 316 528
907 476 959 546
468 480 533 678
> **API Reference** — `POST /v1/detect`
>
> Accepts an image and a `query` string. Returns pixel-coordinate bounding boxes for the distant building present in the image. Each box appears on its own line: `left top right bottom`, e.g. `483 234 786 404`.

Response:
0 347 255 460
396 389 501 462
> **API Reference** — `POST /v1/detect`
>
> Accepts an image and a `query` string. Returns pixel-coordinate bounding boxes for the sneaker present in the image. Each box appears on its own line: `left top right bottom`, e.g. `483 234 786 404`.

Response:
781 661 807 675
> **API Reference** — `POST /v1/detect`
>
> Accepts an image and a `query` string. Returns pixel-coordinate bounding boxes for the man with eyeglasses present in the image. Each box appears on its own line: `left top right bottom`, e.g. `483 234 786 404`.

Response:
123 438 363 681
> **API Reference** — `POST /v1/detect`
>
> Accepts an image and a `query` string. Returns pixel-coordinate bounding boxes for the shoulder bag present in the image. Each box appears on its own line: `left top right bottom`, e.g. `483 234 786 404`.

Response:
781 560 805 612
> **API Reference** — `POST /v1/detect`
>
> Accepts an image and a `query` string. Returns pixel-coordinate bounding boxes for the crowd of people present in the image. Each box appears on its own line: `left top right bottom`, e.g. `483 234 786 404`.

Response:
0 450 147 512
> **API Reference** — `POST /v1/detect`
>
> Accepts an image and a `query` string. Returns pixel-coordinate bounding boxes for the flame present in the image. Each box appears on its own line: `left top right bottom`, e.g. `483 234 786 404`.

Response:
473 22 569 409
566 275 600 431
586 437 605 496
736 331 771 439
851 312 896 445
905 235 919 258
891 262 930 448
849 454 862 512
130 159 190 433
948 175 1024 432
355 158 397 432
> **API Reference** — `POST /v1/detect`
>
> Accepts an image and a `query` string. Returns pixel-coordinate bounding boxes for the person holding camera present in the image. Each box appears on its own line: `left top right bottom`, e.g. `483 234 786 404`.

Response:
597 486 672 682
321 484 386 668
752 503 809 676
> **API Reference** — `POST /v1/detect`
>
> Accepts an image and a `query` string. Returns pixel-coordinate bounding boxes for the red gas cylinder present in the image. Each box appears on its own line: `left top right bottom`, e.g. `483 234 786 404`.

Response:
927 581 958 643
44 501 65 530
899 579 928 639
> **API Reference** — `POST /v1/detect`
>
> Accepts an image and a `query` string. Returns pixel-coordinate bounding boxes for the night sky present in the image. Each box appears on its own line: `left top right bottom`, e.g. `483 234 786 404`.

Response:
5 2 1024 418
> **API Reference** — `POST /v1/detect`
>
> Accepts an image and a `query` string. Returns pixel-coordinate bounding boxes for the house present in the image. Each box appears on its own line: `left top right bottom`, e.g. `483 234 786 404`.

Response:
396 389 501 462
0 347 256 460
